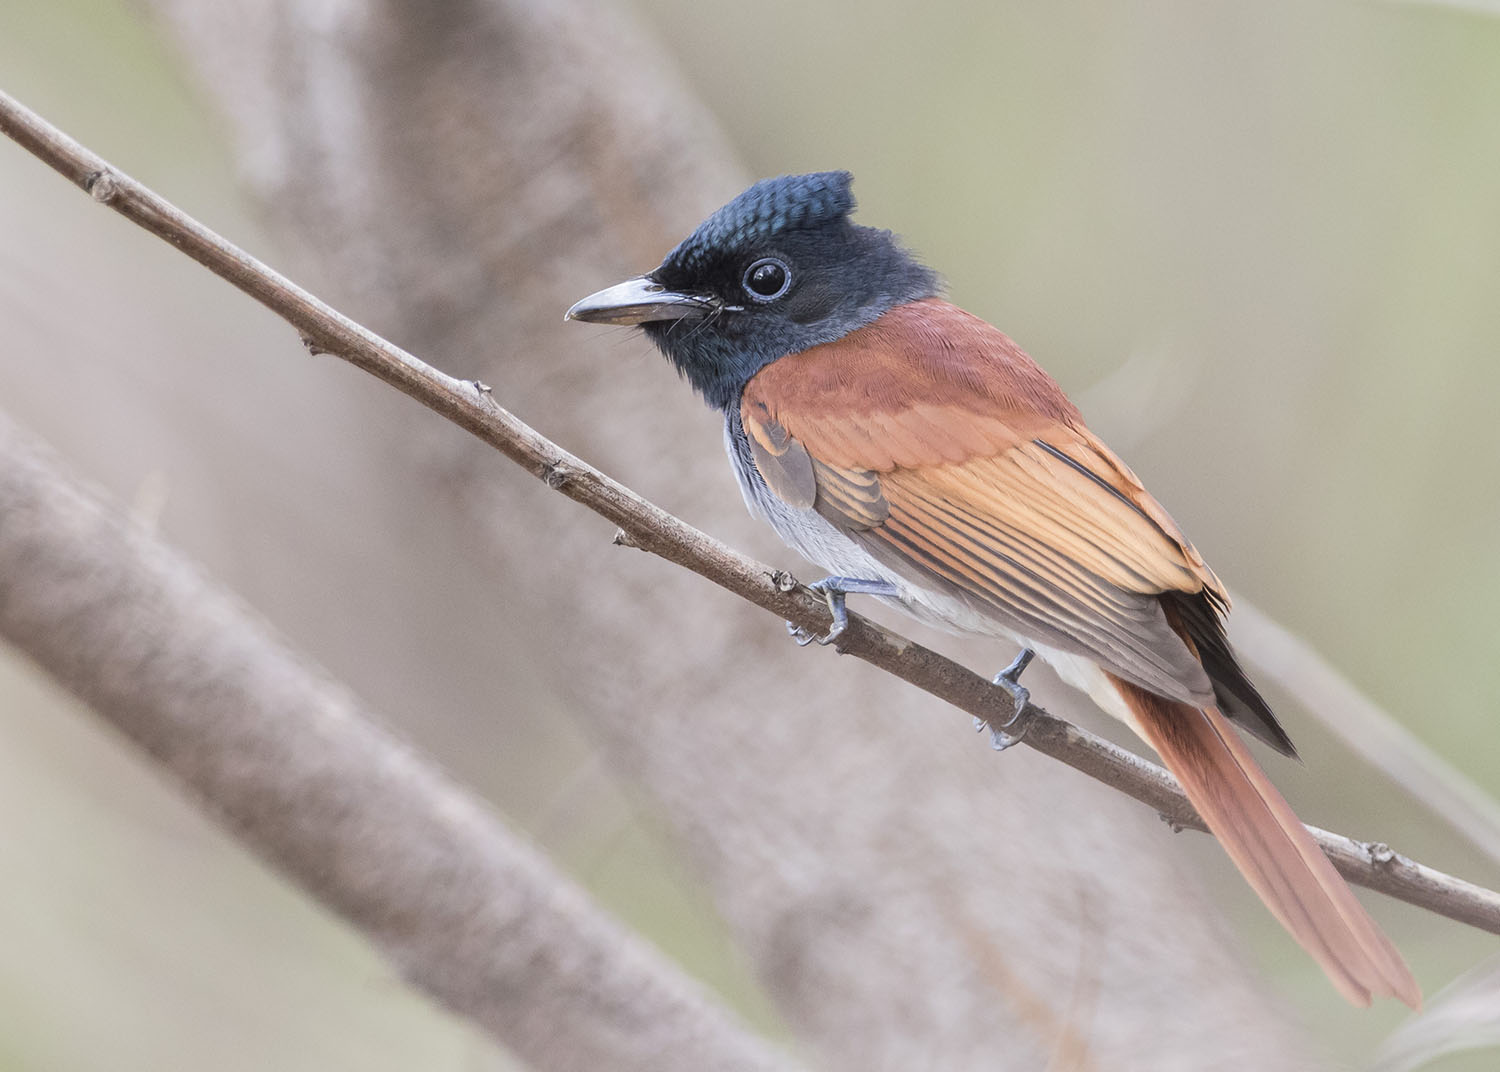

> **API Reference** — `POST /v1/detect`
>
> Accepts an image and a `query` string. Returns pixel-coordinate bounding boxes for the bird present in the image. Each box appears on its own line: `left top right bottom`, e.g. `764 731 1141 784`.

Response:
565 170 1420 1008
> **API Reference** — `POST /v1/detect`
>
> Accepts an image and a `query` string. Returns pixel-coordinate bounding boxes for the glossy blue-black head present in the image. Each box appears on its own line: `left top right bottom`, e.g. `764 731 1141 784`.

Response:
566 171 938 410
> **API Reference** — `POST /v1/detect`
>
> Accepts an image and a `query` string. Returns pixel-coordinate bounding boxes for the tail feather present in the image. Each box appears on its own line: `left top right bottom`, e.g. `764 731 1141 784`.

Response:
1110 674 1420 1009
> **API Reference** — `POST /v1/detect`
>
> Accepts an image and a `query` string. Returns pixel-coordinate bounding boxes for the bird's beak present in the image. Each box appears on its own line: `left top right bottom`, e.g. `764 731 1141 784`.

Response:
564 276 717 325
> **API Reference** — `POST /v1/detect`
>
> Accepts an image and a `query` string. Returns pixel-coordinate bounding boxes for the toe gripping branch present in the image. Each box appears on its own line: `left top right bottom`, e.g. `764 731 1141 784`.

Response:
979 648 1035 750
785 576 900 647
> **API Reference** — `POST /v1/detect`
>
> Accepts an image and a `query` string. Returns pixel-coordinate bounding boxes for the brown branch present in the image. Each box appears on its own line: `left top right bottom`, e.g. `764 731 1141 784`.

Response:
3 85 1497 938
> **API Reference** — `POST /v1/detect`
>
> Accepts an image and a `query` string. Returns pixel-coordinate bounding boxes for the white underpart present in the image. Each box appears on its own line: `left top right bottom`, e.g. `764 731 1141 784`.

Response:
1025 643 1145 735
725 419 1144 735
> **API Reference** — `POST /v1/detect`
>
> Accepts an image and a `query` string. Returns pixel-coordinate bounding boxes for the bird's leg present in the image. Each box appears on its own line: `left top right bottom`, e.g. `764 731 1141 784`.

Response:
786 576 899 647
979 648 1036 750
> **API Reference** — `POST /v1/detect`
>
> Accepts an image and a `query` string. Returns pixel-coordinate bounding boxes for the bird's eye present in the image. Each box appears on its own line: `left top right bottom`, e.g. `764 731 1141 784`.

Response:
742 258 791 302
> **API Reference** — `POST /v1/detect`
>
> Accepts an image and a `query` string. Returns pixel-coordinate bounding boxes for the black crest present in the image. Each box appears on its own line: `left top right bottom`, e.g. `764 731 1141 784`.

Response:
660 171 856 278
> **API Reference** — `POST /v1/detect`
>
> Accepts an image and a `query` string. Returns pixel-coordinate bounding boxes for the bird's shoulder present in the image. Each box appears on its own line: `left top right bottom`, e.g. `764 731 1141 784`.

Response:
741 298 1078 469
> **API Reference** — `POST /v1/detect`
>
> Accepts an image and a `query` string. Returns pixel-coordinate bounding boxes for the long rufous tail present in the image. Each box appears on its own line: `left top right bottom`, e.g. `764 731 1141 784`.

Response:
1109 675 1420 1008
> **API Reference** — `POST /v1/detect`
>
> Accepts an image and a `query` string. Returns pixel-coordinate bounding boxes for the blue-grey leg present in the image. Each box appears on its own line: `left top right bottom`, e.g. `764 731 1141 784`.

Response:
786 576 901 646
979 647 1035 750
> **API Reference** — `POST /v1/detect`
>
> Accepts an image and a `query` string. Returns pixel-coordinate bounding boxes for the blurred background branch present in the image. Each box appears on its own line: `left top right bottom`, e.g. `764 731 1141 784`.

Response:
0 408 798 1072
1372 954 1500 1072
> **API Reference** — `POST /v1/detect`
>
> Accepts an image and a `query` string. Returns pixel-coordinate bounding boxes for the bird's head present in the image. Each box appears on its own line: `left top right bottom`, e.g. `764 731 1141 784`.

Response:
566 171 938 411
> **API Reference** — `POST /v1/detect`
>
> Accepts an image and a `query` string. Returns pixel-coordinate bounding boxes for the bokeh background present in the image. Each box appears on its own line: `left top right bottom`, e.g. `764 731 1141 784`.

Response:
2 0 1499 1068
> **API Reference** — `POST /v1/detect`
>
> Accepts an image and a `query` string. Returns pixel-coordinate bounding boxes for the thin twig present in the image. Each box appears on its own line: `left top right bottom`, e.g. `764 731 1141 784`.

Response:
3 86 1497 935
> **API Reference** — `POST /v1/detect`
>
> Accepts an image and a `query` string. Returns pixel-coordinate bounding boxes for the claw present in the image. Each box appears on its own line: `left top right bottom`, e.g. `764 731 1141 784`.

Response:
783 576 898 647
985 715 1031 751
787 612 837 646
816 585 850 645
985 648 1036 751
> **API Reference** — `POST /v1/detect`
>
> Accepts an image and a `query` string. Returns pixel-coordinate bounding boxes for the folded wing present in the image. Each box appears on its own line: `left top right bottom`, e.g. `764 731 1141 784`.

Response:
742 297 1236 717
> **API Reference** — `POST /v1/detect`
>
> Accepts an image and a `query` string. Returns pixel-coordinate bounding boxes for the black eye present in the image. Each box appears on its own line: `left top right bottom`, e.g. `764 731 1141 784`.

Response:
742 257 791 302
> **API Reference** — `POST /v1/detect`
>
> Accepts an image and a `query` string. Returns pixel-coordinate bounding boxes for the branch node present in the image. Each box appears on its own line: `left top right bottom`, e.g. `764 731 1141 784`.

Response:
473 379 492 395
612 527 641 549
542 462 572 490
300 333 329 357
1367 842 1399 868
770 569 798 593
86 168 119 204
1159 812 1186 834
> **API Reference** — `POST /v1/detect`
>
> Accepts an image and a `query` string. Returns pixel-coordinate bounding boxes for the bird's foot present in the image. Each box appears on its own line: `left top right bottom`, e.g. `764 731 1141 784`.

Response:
977 648 1036 750
786 576 899 646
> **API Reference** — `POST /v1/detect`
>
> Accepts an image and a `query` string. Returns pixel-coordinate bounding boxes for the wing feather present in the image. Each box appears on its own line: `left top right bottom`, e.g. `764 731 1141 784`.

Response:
811 460 888 530
740 298 1226 706
745 418 816 509
879 479 1208 695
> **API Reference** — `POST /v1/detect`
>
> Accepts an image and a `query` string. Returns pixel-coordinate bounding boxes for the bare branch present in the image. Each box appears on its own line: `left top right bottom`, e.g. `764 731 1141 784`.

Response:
2 85 1496 937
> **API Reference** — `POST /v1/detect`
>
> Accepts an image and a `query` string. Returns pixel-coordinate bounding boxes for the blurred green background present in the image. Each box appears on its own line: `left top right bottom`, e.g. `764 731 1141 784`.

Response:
2 0 1499 1068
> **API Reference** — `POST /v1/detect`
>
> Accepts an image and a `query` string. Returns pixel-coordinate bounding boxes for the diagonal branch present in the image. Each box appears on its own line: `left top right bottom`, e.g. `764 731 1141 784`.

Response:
2 85 1497 936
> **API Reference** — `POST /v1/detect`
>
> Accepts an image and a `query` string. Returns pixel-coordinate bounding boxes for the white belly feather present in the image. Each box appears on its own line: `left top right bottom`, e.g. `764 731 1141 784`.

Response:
724 417 1140 731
